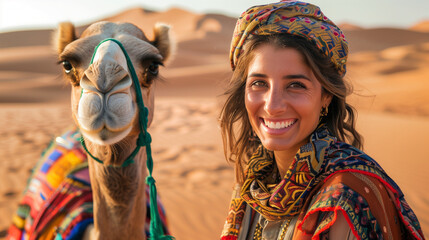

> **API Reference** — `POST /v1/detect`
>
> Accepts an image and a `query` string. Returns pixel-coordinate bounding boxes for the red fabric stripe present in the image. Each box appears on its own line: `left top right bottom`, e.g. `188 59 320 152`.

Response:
298 206 361 240
221 236 238 240
7 225 22 240
323 170 398 197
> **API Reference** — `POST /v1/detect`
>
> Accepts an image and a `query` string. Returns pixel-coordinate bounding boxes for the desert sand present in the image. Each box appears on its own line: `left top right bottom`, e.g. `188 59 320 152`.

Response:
0 7 428 239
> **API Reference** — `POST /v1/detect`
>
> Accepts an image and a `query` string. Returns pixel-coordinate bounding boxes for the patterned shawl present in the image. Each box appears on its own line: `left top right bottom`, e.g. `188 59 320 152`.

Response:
229 0 348 76
221 125 425 240
241 125 334 220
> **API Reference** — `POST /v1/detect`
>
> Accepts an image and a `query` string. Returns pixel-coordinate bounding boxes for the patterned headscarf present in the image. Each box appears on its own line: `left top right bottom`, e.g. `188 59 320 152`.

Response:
230 0 348 76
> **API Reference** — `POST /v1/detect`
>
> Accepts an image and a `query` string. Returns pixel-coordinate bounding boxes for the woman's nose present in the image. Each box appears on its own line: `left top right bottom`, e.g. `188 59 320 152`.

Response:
264 87 286 115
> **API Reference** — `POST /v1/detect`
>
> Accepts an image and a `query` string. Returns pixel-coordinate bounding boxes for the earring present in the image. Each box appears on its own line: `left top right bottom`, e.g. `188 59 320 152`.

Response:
320 106 328 117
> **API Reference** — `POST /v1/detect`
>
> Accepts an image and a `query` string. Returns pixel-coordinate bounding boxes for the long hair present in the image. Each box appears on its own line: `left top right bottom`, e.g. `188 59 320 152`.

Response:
219 34 363 183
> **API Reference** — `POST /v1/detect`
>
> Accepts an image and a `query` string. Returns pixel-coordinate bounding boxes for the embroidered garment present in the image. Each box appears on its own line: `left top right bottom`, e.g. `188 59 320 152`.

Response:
295 171 405 239
8 127 169 240
229 0 348 76
221 125 425 240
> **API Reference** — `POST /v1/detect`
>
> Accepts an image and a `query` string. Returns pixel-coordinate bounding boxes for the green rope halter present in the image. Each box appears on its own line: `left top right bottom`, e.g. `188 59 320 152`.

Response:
80 38 174 239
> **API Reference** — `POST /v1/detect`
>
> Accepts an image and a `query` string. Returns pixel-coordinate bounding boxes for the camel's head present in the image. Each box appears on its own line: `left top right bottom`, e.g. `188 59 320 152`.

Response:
55 21 172 145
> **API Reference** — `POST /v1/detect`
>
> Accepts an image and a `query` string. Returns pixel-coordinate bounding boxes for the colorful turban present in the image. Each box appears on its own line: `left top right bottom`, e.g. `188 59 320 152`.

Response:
230 0 348 76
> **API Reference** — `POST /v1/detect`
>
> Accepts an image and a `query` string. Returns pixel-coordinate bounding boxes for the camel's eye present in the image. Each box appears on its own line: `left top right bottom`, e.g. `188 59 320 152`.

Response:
62 60 73 74
148 62 161 76
141 61 163 87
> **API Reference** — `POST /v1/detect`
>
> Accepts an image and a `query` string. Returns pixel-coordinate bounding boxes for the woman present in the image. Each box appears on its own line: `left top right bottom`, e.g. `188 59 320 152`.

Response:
219 1 425 239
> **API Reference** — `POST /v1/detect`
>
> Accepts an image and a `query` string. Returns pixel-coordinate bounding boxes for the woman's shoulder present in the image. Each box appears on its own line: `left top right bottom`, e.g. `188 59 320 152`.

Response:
297 135 425 239
296 171 418 239
321 140 387 177
321 140 405 208
325 141 373 163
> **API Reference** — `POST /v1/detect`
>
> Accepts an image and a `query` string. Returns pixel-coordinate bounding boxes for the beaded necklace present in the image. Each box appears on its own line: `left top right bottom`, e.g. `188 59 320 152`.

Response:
253 218 292 240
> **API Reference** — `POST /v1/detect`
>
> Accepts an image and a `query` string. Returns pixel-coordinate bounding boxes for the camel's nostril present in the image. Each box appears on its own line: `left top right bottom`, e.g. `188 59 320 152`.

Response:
82 62 129 94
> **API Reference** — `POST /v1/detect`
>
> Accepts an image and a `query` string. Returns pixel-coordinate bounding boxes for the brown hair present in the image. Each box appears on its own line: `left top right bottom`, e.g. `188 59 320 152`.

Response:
219 34 362 183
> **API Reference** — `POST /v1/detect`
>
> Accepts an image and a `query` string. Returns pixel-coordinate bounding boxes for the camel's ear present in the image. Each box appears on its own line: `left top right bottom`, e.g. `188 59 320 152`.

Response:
54 22 76 54
152 23 175 63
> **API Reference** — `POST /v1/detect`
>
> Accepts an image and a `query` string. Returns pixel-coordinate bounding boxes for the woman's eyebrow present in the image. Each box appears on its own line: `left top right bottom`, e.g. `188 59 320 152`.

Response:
247 73 312 81
248 73 268 78
284 74 311 81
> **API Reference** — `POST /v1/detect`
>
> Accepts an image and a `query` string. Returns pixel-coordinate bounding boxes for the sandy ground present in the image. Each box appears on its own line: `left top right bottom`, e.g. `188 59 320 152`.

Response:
0 7 428 239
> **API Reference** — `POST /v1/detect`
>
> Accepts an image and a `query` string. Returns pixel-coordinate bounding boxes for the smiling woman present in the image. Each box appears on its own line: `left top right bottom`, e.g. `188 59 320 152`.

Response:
219 1 425 240
245 44 332 176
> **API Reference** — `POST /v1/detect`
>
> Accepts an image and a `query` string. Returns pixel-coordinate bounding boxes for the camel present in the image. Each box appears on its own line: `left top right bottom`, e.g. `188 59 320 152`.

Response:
7 21 173 240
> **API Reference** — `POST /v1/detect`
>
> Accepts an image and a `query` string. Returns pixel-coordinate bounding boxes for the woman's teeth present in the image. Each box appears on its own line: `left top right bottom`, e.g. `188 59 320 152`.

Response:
264 119 295 129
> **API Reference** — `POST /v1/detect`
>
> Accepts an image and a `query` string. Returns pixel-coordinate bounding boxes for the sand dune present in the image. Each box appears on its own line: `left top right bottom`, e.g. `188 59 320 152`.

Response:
104 7 236 43
347 42 429 116
0 6 428 240
338 22 363 31
411 20 429 32
344 27 429 53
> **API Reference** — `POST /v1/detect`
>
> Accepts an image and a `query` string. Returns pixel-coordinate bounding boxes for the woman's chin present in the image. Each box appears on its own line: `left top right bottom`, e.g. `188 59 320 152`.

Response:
259 138 300 152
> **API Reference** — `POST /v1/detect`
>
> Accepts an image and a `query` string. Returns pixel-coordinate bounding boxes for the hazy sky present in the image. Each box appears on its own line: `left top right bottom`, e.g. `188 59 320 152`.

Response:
1 0 428 32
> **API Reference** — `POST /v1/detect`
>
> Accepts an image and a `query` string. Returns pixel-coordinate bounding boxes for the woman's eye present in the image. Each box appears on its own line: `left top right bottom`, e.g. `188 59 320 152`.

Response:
250 80 267 87
148 62 161 75
289 81 306 89
62 60 73 74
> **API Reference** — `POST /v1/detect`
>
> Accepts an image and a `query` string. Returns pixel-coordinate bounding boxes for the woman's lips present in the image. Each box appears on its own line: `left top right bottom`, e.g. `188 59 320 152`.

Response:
262 118 297 130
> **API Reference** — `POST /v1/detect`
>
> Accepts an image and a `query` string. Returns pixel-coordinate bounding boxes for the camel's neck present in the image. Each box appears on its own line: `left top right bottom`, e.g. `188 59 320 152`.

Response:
86 140 147 240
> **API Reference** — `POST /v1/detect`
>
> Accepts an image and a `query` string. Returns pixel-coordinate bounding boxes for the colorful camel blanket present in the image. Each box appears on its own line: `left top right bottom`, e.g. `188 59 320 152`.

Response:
7 127 169 240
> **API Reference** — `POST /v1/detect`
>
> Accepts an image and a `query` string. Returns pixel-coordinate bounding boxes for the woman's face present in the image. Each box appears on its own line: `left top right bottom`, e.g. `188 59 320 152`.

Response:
245 44 331 153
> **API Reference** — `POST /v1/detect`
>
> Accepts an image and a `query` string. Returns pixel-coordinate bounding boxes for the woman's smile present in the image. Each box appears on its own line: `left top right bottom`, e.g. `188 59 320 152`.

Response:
260 118 297 135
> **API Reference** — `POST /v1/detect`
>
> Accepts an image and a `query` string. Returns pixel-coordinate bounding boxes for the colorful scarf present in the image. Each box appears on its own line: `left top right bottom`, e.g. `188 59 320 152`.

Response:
229 0 348 76
241 125 335 221
8 127 170 240
221 125 425 239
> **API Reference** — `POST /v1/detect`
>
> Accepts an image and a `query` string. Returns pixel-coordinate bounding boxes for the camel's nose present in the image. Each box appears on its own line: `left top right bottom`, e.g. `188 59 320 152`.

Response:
81 41 131 94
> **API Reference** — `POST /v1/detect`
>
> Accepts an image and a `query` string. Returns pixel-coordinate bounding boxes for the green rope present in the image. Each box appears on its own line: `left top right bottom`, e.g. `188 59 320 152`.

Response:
81 38 174 239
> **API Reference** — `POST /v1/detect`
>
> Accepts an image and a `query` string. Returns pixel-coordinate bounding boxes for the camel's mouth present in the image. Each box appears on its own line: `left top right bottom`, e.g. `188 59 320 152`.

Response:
81 125 133 145
77 91 137 145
